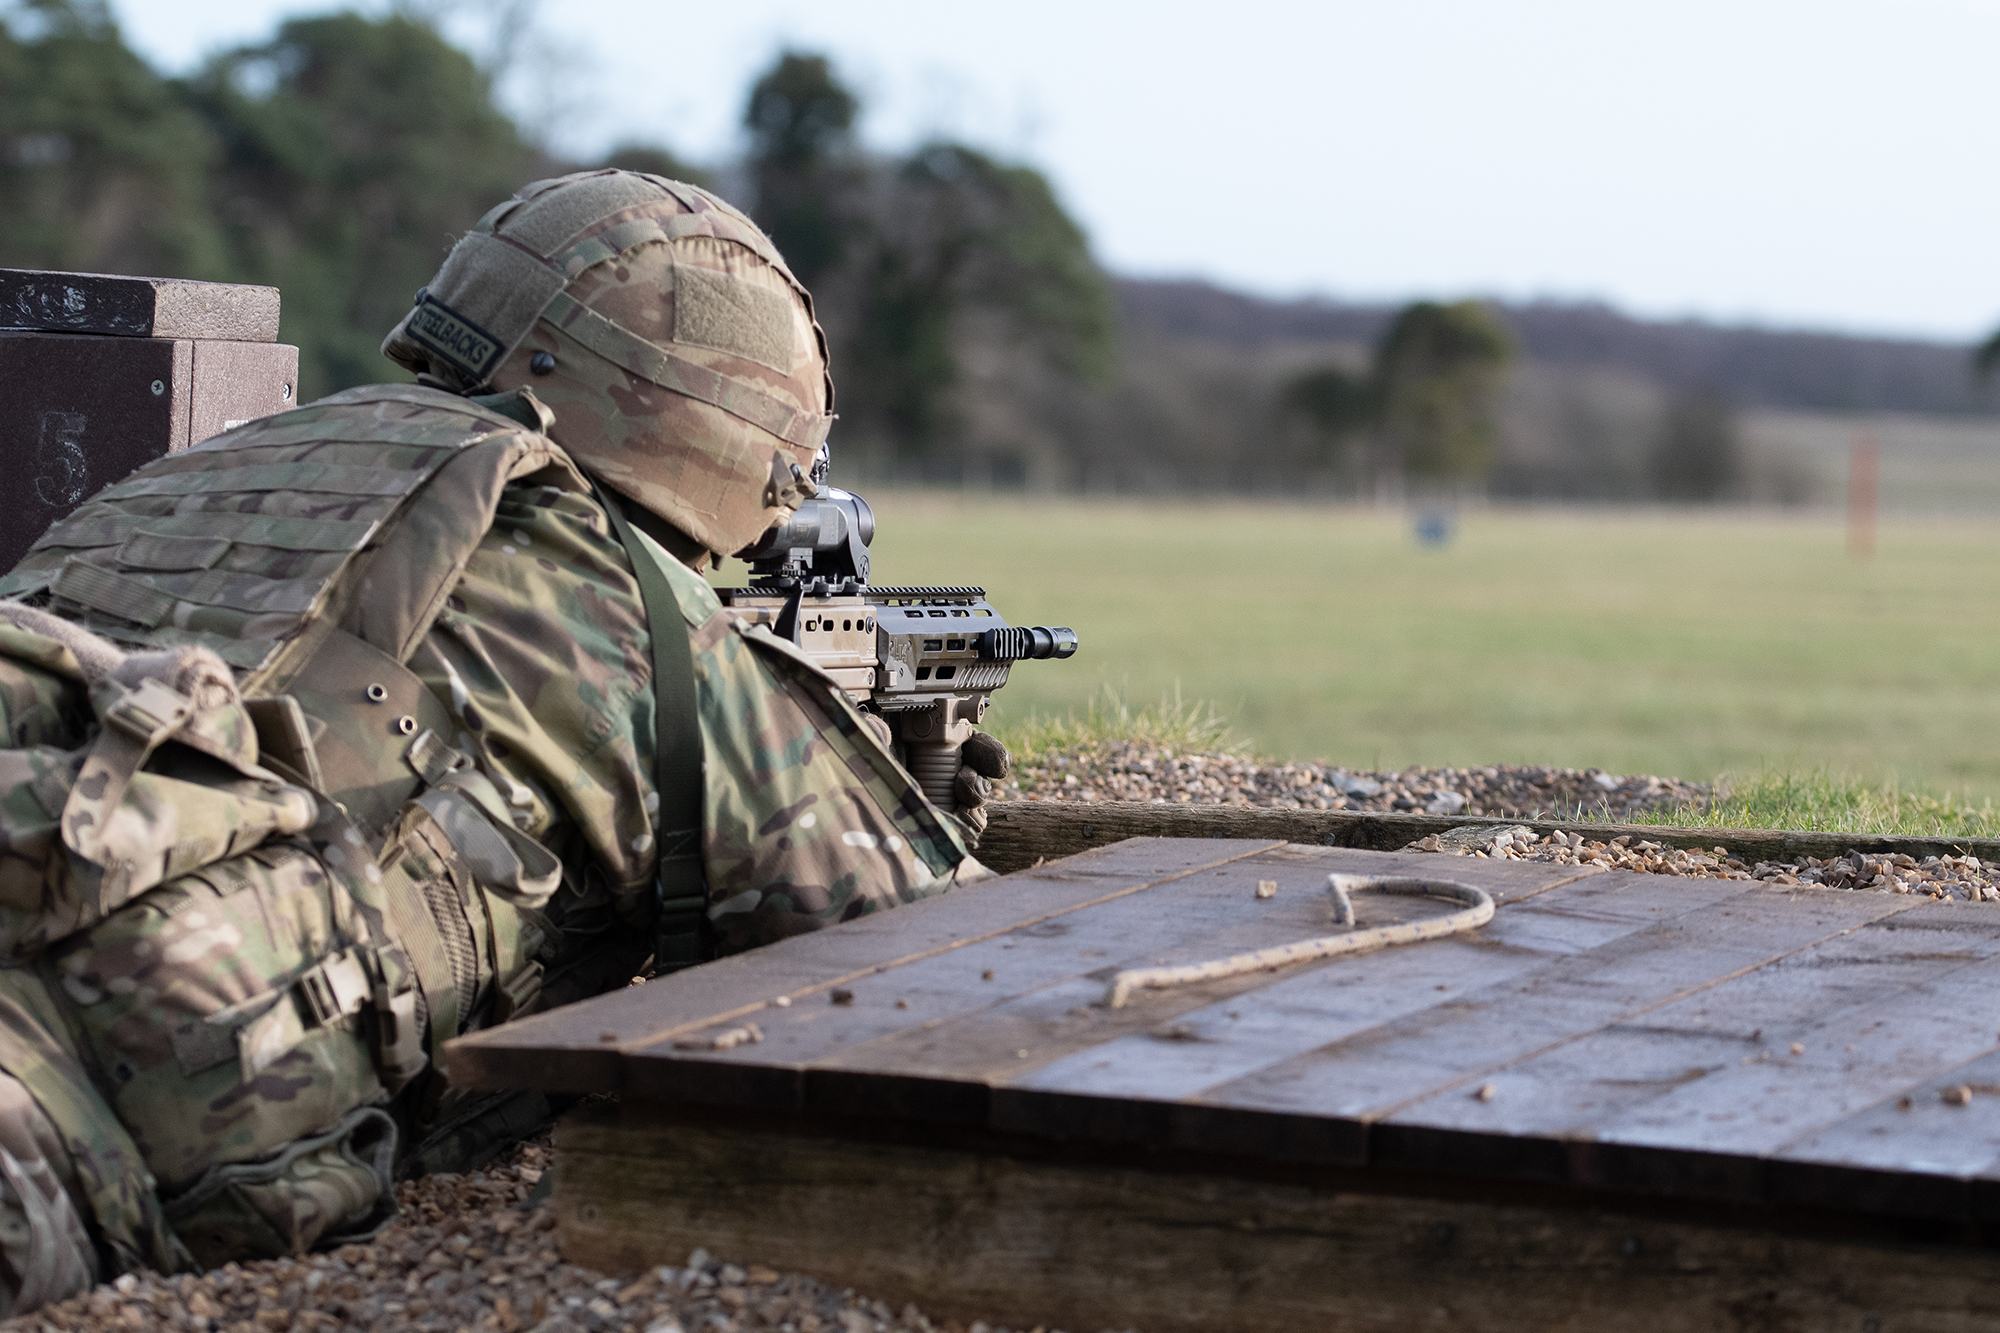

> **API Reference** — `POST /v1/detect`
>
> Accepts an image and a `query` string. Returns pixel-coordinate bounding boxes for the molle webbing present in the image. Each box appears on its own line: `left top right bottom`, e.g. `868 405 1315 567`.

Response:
0 385 588 689
0 384 587 942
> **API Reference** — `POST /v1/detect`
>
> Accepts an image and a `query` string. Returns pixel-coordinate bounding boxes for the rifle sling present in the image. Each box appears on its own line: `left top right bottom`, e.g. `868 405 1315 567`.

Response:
594 486 709 974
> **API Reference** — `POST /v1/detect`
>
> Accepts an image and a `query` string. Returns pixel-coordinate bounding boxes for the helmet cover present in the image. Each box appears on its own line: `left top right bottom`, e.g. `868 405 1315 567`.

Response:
382 170 834 555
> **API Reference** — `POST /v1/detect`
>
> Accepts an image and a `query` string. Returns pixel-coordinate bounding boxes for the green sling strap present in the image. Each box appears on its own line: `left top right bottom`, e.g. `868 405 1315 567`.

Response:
593 486 709 974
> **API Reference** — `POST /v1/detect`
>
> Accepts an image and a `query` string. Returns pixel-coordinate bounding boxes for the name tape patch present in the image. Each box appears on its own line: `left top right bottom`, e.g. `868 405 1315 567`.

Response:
406 294 505 381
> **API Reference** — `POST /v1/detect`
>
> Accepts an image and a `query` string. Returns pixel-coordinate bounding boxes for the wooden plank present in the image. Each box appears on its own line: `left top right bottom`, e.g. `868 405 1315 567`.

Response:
1572 903 2000 1156
979 798 2000 873
463 838 2000 1233
1767 1048 2000 1221
985 869 1748 1141
799 845 1608 1092
0 332 183 571
1189 878 1920 1183
556 1099 2000 1333
187 338 296 444
447 837 1285 1093
980 874 1753 1166
1379 899 2000 1210
0 268 280 341
615 847 1600 1119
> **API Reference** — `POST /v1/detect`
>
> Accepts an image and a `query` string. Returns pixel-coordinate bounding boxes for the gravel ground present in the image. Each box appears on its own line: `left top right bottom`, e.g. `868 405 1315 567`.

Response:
2 1134 1072 1333
1001 743 1708 819
1003 744 2000 901
1408 825 2000 901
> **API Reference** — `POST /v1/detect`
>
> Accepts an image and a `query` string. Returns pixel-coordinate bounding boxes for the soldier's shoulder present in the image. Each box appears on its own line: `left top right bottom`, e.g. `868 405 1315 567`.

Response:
183 383 546 456
626 526 723 628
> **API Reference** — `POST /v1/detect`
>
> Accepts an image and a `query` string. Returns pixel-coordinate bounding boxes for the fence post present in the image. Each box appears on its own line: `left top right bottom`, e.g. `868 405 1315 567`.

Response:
1848 431 1878 558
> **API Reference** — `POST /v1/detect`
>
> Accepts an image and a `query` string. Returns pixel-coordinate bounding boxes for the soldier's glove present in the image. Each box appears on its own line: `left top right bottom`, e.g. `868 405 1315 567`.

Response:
949 731 1013 842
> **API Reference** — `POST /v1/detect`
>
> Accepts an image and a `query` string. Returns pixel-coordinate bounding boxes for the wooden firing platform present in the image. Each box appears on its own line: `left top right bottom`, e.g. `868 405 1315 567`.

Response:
449 839 2000 1331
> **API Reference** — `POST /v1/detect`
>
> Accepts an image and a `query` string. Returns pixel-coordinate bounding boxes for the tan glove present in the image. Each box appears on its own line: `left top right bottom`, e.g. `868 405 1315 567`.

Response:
949 730 1013 842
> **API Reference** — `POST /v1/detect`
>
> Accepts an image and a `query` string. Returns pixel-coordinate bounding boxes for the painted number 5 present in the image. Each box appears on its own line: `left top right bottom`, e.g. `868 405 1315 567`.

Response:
33 411 87 508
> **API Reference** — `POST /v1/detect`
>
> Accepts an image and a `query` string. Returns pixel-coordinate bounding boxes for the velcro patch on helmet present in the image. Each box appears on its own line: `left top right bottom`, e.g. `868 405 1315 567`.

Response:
406 292 507 382
673 266 795 371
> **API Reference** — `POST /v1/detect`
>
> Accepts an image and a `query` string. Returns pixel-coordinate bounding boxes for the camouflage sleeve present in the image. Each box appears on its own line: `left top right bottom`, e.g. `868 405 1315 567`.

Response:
406 481 983 957
641 529 986 956
404 483 658 899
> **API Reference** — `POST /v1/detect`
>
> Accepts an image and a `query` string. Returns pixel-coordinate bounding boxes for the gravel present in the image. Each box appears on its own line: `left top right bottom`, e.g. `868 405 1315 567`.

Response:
1001 743 1707 819
1 1136 1099 1333
1409 825 2000 901
1004 744 2000 900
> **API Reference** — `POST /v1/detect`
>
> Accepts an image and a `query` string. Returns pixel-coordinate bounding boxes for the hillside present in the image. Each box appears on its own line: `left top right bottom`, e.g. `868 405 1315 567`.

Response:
1115 279 1996 416
906 279 2000 504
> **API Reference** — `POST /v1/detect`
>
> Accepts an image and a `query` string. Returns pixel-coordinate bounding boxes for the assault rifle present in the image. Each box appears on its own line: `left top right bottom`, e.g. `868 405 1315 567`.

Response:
714 454 1077 816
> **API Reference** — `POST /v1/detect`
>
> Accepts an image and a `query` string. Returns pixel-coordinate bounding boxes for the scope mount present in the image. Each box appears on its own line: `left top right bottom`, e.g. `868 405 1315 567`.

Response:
746 573 867 597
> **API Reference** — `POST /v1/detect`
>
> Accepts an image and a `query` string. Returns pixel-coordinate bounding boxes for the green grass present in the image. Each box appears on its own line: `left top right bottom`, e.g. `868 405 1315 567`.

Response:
984 685 1237 764
1636 770 2000 840
853 495 2000 806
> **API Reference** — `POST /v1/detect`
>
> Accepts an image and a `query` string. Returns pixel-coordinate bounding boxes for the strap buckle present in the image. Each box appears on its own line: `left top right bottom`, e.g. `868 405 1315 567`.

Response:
102 678 193 745
491 960 544 1024
362 946 428 1093
654 873 706 975
295 949 372 1028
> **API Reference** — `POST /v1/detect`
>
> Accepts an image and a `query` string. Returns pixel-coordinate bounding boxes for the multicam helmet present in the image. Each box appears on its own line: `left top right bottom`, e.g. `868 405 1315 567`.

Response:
381 170 834 556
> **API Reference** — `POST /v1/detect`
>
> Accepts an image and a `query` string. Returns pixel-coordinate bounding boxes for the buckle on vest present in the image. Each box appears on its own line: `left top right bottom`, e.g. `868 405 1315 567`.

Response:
654 864 706 975
295 950 372 1028
362 946 428 1093
103 679 193 744
491 959 544 1024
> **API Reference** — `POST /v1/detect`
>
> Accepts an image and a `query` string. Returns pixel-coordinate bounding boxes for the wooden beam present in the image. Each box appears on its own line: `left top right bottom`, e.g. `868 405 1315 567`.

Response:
557 1100 2000 1333
0 268 280 342
978 800 2000 874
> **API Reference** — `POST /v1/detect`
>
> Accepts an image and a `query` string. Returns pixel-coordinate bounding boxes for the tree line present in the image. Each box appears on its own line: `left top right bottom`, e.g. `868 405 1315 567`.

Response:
0 0 1752 500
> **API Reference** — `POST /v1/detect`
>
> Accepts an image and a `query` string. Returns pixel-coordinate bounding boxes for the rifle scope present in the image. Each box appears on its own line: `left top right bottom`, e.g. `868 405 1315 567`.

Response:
736 488 874 586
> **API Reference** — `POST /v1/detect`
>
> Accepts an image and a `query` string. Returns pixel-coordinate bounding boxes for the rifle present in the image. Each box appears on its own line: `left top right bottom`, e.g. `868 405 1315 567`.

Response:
714 454 1077 817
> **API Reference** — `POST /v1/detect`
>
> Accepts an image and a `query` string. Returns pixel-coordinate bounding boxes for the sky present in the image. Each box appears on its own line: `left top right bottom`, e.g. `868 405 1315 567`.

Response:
111 0 2000 343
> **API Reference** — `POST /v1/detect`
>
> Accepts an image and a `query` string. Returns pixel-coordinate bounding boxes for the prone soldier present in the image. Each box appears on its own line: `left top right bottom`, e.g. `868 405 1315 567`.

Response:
0 169 1011 1310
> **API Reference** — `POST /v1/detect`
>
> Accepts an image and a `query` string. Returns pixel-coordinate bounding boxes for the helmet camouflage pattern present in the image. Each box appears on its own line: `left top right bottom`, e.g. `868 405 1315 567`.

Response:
382 170 834 556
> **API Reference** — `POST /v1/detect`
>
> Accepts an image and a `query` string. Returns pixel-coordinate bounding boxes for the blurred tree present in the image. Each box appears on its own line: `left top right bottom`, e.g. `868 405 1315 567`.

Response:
187 12 544 398
1975 327 2000 386
737 52 1114 478
1373 300 1514 483
847 142 1115 463
1648 388 1740 502
1278 363 1376 469
0 0 227 278
743 51 861 292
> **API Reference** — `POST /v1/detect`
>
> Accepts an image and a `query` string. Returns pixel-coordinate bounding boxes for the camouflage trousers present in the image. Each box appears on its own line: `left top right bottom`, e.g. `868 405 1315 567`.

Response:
0 835 426 1309
0 1070 96 1316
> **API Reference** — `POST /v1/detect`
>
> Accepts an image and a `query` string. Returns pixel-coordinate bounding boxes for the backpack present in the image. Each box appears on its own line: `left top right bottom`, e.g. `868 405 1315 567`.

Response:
0 384 594 1273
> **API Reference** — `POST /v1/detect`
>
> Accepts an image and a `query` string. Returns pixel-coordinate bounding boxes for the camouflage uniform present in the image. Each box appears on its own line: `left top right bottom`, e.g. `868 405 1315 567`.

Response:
409 465 983 960
0 170 985 1310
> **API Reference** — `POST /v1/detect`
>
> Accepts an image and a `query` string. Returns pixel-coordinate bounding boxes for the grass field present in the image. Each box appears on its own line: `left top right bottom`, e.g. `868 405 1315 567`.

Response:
847 495 2000 806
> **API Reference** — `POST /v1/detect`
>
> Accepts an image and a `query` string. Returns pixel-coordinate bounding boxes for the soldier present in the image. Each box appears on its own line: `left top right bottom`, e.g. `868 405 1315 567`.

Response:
0 169 1005 1310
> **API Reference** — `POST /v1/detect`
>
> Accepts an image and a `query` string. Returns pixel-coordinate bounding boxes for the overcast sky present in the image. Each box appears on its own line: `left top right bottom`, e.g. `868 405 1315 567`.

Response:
113 0 2000 342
